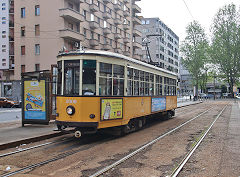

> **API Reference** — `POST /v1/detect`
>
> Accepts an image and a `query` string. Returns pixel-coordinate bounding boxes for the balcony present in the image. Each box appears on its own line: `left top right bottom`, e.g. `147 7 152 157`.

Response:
103 28 111 35
123 37 130 43
114 33 121 39
123 24 129 30
70 0 84 3
114 4 121 11
89 39 99 46
9 37 14 42
132 3 141 13
103 12 111 19
89 4 99 12
102 44 112 50
59 8 84 22
133 29 141 37
133 15 141 25
133 41 142 49
89 21 99 29
103 0 111 4
114 18 121 25
133 54 141 60
123 10 129 17
59 29 85 41
9 21 14 28
114 49 122 53
123 51 130 56
9 8 14 14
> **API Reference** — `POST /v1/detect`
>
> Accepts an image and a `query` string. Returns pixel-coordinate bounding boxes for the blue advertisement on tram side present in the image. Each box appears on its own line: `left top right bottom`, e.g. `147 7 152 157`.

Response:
151 97 166 112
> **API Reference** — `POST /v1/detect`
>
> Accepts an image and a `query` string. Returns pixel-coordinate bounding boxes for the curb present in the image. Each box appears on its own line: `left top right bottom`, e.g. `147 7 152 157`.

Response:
0 131 68 151
177 101 203 109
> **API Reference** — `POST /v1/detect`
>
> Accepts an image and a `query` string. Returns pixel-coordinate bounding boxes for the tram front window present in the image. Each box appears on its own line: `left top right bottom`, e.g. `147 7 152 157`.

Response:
82 60 96 95
64 61 80 95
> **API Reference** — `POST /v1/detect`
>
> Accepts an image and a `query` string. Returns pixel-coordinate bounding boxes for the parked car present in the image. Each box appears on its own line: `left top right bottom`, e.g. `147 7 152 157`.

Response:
0 97 19 108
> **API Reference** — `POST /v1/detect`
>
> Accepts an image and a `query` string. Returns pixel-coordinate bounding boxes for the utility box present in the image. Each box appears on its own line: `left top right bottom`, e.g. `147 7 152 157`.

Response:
21 70 53 126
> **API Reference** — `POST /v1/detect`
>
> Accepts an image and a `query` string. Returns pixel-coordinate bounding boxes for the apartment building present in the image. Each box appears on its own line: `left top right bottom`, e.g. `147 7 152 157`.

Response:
0 0 14 80
14 0 142 80
136 18 180 74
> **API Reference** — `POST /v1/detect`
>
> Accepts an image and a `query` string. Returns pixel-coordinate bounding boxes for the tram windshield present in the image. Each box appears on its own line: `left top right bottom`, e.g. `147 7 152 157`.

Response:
64 60 80 95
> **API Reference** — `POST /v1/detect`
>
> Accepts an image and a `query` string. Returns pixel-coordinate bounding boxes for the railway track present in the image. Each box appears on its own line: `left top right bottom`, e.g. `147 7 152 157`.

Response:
89 105 219 177
0 103 224 177
0 136 75 158
170 104 228 177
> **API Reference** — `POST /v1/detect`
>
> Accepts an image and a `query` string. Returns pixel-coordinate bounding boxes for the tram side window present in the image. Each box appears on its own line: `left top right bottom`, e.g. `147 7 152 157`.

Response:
140 71 144 95
149 73 154 96
64 60 80 95
127 68 133 95
134 69 139 95
145 72 149 96
113 65 124 96
99 63 112 96
156 75 163 96
57 61 62 95
82 60 96 95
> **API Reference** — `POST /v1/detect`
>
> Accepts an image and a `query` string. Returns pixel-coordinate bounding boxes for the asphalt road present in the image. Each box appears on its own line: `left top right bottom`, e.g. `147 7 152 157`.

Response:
0 108 21 123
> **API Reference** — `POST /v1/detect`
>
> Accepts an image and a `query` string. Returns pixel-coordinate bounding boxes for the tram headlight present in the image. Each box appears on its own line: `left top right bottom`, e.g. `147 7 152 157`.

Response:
66 106 75 115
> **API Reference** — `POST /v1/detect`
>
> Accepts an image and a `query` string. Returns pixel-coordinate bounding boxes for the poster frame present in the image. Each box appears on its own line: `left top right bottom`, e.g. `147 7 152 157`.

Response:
151 96 166 113
22 78 49 126
100 98 123 121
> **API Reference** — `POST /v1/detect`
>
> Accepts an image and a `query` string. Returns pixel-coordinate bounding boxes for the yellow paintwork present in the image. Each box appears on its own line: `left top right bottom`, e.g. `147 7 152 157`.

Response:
56 96 177 129
166 96 177 110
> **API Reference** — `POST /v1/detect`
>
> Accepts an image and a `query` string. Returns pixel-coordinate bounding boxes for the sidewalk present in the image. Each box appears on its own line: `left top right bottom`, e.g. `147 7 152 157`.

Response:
0 100 202 150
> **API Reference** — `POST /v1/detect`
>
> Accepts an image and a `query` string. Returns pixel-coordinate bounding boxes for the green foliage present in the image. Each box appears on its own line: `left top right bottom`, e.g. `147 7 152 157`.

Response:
181 21 209 95
210 4 240 95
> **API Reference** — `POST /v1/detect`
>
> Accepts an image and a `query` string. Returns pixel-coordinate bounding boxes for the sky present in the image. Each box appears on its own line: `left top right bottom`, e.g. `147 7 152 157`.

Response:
138 0 240 42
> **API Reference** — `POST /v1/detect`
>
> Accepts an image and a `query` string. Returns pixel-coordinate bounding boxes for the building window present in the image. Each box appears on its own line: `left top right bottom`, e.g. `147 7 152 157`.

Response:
21 26 25 37
83 10 86 19
21 8 26 18
21 46 25 55
146 20 150 24
103 21 107 28
35 25 40 36
97 34 100 41
35 64 40 71
21 65 25 73
2 7 6 10
2 35 6 38
90 14 94 21
91 31 94 39
35 44 40 55
83 28 87 37
68 23 73 30
35 5 40 16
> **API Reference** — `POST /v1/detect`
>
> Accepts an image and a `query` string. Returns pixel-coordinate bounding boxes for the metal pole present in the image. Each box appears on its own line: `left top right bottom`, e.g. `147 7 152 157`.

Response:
214 75 216 100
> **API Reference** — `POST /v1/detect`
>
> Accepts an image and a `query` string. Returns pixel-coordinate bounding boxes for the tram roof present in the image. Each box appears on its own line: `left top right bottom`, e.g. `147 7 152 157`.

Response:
58 50 178 77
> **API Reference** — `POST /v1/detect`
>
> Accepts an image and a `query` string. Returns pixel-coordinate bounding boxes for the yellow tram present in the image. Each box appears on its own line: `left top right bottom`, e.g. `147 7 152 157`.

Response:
55 50 177 137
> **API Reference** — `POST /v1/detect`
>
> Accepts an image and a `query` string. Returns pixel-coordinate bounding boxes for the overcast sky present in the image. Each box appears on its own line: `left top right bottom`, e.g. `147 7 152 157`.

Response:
138 0 240 42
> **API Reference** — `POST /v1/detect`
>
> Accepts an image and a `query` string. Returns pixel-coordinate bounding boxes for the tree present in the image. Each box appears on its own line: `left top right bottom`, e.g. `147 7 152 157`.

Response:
210 4 240 97
181 21 209 98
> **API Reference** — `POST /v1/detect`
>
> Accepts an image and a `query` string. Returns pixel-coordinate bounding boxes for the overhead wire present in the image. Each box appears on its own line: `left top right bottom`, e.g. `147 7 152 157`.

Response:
181 0 194 20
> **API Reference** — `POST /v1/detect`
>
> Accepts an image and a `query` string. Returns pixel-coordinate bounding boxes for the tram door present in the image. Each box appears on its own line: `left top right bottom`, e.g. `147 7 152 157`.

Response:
82 60 96 95
50 64 57 120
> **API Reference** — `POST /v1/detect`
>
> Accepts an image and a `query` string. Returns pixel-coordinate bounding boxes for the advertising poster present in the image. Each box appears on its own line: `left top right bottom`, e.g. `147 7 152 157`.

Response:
151 97 166 112
101 98 123 121
24 80 46 120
